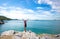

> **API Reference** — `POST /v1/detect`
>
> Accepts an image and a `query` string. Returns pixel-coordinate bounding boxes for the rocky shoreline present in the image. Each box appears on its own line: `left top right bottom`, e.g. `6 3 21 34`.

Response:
0 30 60 39
0 20 4 24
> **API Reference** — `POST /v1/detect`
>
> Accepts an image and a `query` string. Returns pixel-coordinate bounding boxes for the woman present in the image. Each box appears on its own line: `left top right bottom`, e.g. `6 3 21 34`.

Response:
24 20 27 32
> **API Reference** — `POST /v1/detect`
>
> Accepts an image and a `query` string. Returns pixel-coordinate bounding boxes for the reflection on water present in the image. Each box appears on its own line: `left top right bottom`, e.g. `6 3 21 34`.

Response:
0 20 60 34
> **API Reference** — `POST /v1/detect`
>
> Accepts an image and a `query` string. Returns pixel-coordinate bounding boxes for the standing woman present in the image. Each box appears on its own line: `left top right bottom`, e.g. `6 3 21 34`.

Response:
24 20 27 32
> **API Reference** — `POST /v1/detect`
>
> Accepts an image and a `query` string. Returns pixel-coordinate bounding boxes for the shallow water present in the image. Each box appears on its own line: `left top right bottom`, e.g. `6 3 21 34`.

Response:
0 20 60 34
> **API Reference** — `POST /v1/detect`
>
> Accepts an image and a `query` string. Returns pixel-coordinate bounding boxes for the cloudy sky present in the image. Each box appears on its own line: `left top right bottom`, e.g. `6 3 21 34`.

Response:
0 0 60 20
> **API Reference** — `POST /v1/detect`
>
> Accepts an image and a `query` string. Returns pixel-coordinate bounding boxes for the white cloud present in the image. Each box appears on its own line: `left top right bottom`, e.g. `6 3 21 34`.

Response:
0 6 60 20
37 0 41 4
36 7 44 10
0 6 36 19
35 0 53 5
35 0 60 13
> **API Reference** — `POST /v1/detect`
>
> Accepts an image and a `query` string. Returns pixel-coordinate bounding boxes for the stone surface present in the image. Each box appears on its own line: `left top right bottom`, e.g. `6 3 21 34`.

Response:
0 30 60 39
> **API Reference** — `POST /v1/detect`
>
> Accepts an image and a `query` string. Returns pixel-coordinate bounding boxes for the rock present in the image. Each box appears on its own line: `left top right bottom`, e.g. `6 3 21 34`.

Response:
55 34 60 37
1 30 60 39
0 20 4 24
1 30 15 36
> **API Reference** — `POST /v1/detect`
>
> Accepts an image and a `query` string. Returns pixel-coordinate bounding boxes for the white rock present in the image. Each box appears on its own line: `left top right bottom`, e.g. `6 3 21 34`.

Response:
1 30 15 36
41 36 46 39
1 30 60 39
13 35 21 39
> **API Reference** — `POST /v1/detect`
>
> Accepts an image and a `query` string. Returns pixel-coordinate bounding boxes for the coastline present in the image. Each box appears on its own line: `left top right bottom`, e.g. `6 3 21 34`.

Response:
0 30 60 39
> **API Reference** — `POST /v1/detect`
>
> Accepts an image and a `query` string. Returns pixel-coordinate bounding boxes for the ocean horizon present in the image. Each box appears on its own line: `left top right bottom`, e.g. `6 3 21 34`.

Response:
0 20 60 34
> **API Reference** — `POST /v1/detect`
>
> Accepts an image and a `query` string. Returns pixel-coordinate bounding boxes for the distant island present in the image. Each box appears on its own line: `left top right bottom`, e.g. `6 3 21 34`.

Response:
0 16 11 20
0 16 11 24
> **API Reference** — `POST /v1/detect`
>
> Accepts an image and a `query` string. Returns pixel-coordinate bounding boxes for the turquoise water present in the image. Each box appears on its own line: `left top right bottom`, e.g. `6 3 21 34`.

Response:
0 20 60 34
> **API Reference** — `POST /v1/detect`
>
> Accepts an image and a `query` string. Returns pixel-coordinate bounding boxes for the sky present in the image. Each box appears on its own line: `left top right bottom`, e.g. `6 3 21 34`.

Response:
0 0 60 20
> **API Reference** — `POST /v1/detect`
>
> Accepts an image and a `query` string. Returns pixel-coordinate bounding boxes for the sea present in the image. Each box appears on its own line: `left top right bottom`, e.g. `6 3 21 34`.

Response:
0 20 60 34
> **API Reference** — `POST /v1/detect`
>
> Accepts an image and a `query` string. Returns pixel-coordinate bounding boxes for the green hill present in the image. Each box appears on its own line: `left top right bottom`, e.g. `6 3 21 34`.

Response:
0 16 11 20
